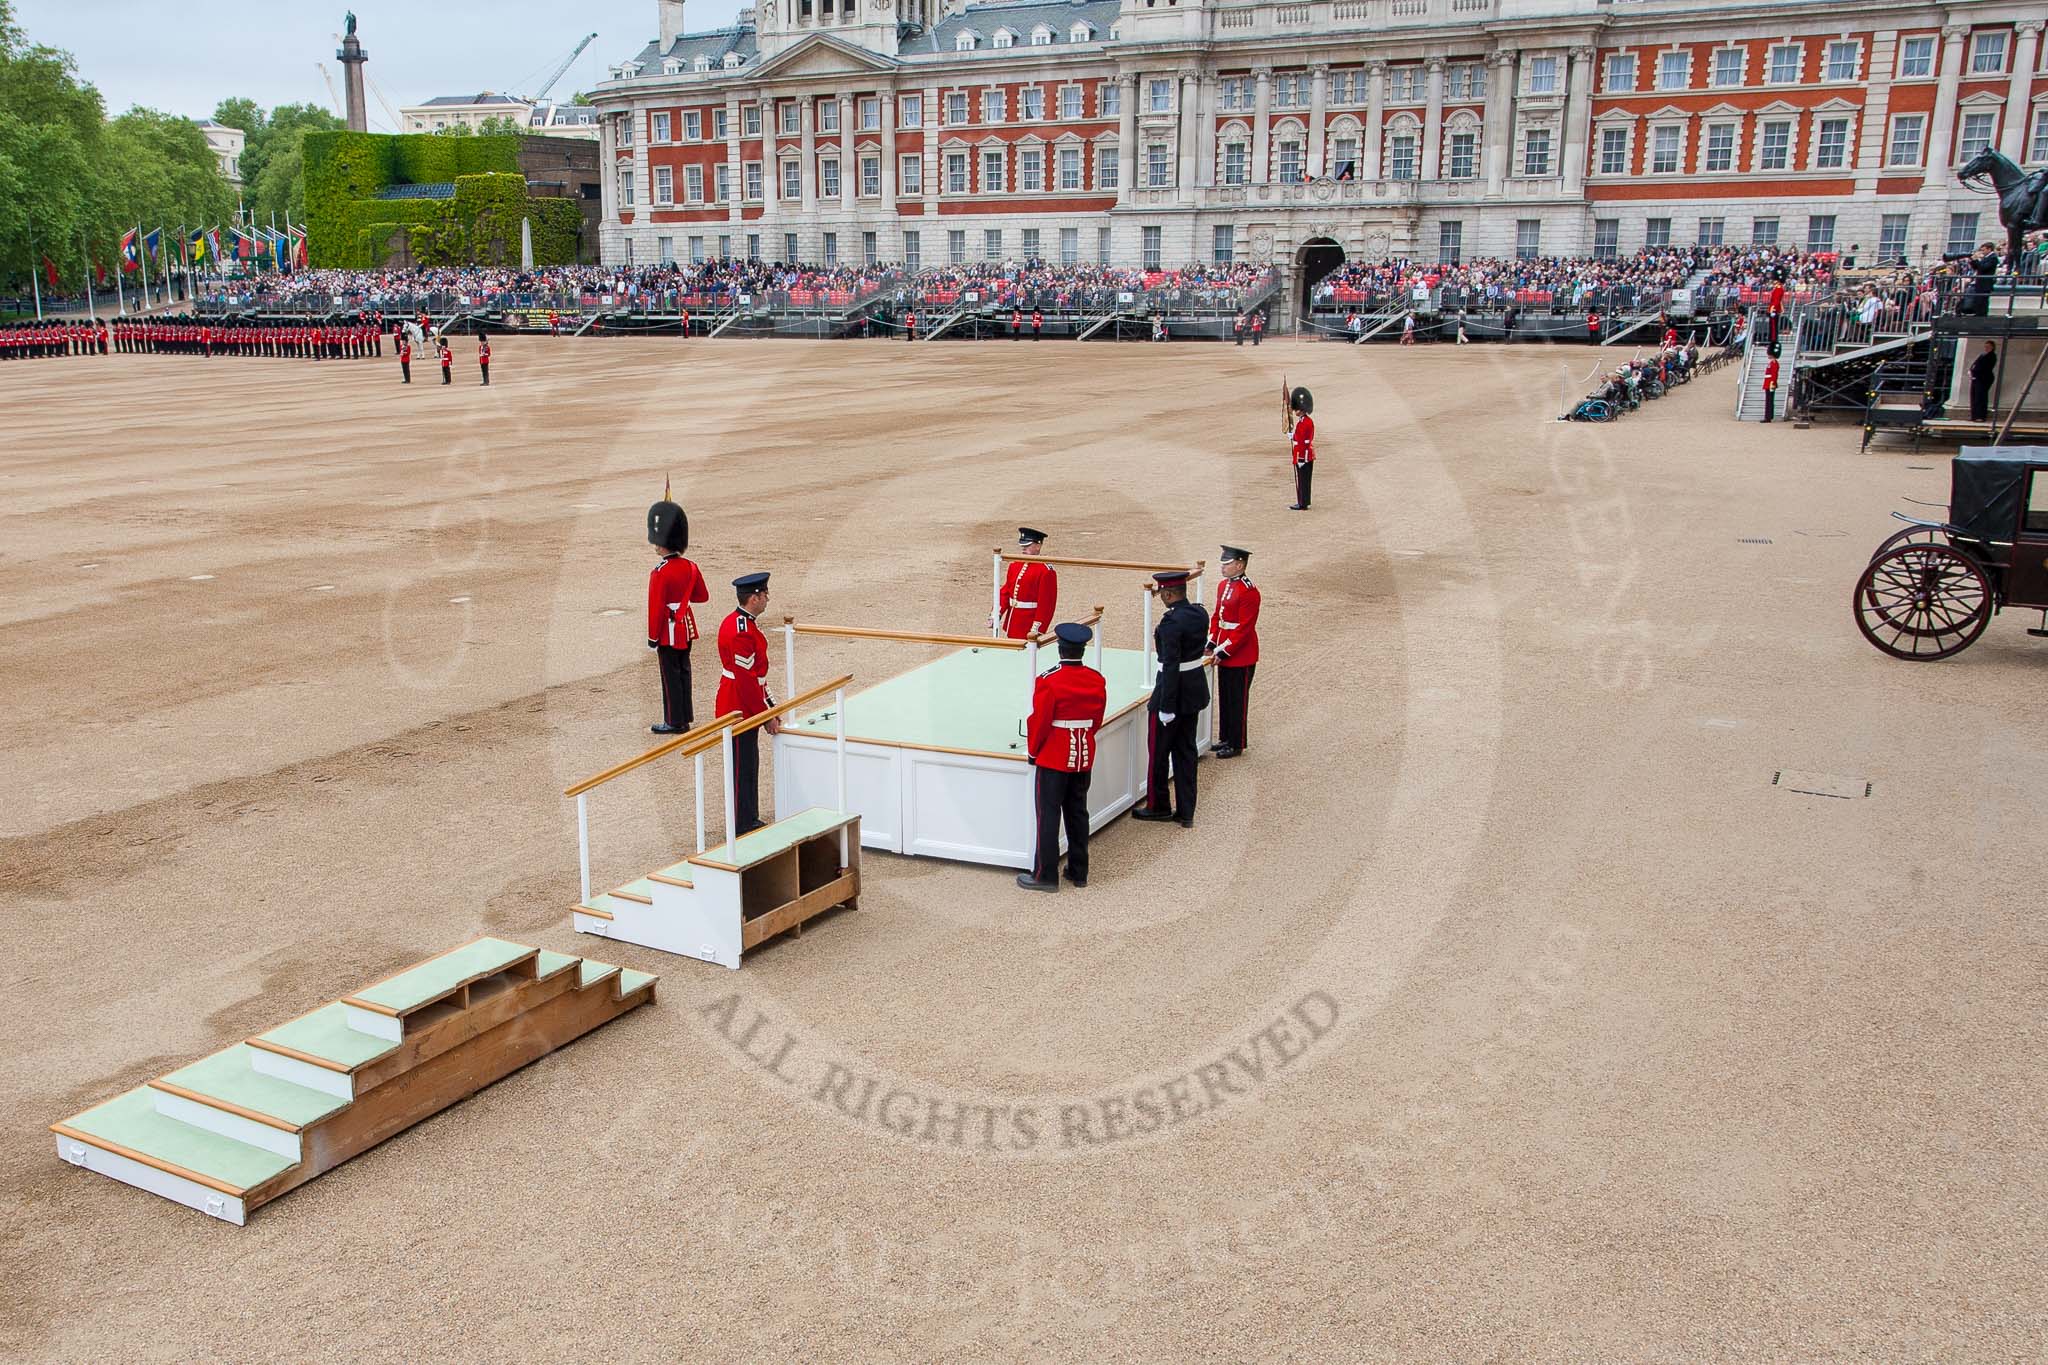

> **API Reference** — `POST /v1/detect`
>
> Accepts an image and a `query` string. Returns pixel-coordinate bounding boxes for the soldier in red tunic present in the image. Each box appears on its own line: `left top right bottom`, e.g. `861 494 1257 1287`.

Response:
478 335 491 385
1016 623 1108 893
996 527 1058 640
397 334 412 383
646 488 708 733
714 572 777 835
1204 545 1260 757
1288 386 1315 510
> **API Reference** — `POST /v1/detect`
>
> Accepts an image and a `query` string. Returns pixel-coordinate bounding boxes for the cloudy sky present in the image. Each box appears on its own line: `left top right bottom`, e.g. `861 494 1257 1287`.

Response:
15 0 748 121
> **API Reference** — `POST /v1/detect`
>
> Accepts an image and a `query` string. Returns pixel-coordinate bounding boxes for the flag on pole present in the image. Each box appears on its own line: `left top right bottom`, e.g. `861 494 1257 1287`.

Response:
232 227 256 260
144 228 163 262
290 226 308 268
95 259 108 285
206 228 224 267
43 256 59 287
189 228 207 265
120 229 140 272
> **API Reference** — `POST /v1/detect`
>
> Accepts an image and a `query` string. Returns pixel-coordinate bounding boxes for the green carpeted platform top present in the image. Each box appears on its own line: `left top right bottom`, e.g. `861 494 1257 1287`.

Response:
157 1044 349 1128
58 1088 296 1195
351 938 534 1013
256 1002 396 1071
696 807 853 867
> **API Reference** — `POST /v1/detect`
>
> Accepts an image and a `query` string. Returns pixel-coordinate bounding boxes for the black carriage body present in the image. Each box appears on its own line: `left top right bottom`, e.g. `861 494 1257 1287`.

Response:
1950 446 2048 609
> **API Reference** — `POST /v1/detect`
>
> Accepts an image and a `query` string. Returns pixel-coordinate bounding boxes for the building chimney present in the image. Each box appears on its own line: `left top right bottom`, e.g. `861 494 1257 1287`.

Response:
659 0 687 53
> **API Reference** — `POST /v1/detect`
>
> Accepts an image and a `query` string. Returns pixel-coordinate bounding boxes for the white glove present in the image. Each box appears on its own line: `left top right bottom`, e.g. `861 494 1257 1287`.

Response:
1158 713 1176 725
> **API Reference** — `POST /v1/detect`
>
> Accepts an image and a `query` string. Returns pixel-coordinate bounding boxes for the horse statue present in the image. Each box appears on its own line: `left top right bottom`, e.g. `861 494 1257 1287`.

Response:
1958 149 2048 270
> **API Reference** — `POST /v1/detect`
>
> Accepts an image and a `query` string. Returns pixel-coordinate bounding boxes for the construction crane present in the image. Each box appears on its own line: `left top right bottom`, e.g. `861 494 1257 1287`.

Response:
532 32 598 102
315 63 344 118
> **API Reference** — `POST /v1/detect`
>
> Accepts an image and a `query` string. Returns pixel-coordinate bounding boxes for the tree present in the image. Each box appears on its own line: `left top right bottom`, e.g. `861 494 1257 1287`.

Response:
476 114 523 137
214 97 338 209
432 122 476 138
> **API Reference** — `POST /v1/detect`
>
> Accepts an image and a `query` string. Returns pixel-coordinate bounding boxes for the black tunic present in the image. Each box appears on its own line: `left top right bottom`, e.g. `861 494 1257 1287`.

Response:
1150 599 1212 716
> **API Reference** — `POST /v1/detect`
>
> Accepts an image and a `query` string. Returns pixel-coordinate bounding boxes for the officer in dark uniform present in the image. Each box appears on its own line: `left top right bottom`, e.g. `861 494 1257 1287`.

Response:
1131 569 1210 828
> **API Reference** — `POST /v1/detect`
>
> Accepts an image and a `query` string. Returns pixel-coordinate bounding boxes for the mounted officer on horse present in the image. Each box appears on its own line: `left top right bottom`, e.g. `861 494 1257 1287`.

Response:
1958 149 2048 270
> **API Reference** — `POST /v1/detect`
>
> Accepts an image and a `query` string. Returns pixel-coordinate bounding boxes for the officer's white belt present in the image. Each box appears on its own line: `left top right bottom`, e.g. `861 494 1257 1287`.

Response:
1216 619 1241 629
1010 601 1037 609
1051 719 1093 730
1178 659 1205 671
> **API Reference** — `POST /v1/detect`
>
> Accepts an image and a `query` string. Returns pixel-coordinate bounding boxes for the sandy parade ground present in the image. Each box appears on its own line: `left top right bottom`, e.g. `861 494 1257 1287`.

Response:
0 334 2042 1360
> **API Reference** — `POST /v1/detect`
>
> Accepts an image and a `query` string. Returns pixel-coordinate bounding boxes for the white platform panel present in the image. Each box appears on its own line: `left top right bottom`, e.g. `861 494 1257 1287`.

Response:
54 1134 248 1225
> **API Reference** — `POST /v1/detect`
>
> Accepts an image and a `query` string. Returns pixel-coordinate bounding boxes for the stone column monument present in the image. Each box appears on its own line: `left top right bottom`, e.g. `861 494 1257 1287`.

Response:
337 11 369 134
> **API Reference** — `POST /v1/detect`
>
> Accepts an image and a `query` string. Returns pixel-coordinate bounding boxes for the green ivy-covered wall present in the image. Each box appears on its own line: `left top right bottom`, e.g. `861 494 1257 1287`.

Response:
302 131 582 269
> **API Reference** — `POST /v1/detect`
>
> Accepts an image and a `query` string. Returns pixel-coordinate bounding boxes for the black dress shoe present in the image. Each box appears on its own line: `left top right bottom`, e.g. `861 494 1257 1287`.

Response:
1015 874 1059 892
1176 815 1195 829
1064 871 1087 888
1213 745 1240 759
651 723 678 734
1288 504 1307 511
1129 806 1177 822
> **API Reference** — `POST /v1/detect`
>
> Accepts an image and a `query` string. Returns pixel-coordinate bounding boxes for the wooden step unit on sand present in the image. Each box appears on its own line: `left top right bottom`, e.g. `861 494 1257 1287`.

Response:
51 938 656 1225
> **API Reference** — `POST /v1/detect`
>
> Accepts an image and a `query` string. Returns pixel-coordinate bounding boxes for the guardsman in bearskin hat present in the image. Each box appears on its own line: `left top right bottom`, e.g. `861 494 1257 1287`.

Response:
646 479 709 734
1016 622 1108 893
1204 546 1260 758
715 572 777 836
1130 569 1210 828
1287 385 1315 510
995 527 1058 640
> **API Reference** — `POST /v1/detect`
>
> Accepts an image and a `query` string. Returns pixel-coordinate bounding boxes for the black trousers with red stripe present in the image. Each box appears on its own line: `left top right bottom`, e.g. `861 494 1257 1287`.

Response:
1293 461 1313 508
1033 766 1091 883
656 644 694 730
1145 711 1200 817
1216 663 1255 751
732 729 762 835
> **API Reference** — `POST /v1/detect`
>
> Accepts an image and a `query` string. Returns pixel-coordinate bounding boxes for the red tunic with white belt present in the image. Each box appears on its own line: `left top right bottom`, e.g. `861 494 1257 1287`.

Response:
714 607 773 718
647 553 709 649
1207 576 1261 669
1027 662 1107 771
998 559 1058 640
1291 414 1316 467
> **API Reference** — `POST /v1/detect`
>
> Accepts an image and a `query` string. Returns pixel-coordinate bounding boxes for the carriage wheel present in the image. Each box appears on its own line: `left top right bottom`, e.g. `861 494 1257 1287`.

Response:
1869 524 1946 560
1854 543 1993 660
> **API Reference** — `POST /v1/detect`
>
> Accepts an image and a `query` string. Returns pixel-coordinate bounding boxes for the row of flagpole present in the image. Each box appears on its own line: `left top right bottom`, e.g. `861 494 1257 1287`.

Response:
20 214 307 320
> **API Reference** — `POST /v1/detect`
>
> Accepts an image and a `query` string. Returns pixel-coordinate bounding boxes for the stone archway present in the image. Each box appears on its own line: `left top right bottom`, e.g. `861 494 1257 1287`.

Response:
1297 237 1345 320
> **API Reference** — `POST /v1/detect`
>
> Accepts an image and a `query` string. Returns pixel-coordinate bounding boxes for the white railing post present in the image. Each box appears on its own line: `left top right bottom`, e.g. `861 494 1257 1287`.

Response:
693 752 706 852
783 621 797 701
834 685 848 824
991 549 1003 637
1093 612 1106 672
576 793 591 902
722 724 737 850
1140 586 1153 678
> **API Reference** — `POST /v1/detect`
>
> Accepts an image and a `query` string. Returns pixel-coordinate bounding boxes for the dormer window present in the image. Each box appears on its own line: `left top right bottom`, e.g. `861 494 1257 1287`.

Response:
1069 22 1093 41
1030 25 1053 45
993 28 1016 48
663 58 682 75
723 53 742 68
956 30 977 50
621 62 642 78
693 55 711 72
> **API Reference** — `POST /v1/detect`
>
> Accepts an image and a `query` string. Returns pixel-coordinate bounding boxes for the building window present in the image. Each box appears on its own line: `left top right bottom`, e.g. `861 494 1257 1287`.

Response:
1022 88 1044 120
1650 125 1682 174
681 166 701 202
819 101 840 133
684 110 702 140
1644 217 1671 247
783 231 797 262
956 31 976 51
822 231 837 265
620 169 635 206
1276 139 1304 182
780 103 799 135
1598 127 1628 175
1526 55 1557 95
860 155 880 197
858 97 879 131
903 229 921 269
946 151 968 193
1218 142 1245 185
861 230 877 266
820 159 841 198
1815 118 1850 170
1017 146 1042 189
1604 53 1635 92
1824 41 1859 81
981 149 1004 192
1970 31 2007 74
654 165 674 205
1877 213 1910 262
1388 134 1416 180
1149 79 1172 113
1097 145 1119 189
716 108 731 140
1100 83 1121 117
744 104 761 136
715 164 730 202
1704 123 1734 173
1141 225 1162 269
1593 218 1619 260
1069 22 1090 43
900 94 922 128
1947 212 1981 255
1219 76 1249 110
618 115 633 147
1439 219 1463 263
1021 227 1040 258
1097 224 1110 262
1958 111 1997 162
948 228 966 264
1386 68 1419 103
983 228 1002 259
1059 145 1082 189
1898 36 1935 78
1515 219 1540 259
900 155 922 195
1758 121 1791 171
746 233 759 260
1752 216 1779 246
657 234 674 264
1806 214 1836 252
1522 127 1552 176
1146 142 1171 186
781 159 800 199
744 161 762 200
992 28 1014 49
1335 135 1362 178
1031 25 1052 45
1711 48 1744 87
947 92 968 125
1658 50 1689 90
1060 227 1078 265
2033 108 2048 164
1212 224 1234 265
983 89 1004 123
1697 216 1725 246
651 111 672 142
1448 64 1482 100
1888 115 1925 166
689 235 705 264
1061 86 1082 119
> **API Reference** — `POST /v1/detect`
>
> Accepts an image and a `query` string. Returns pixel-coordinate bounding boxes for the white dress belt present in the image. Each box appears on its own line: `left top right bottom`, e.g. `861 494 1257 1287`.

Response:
720 668 737 679
1178 659 1205 671
1010 600 1037 608
1051 719 1093 730
1215 619 1240 629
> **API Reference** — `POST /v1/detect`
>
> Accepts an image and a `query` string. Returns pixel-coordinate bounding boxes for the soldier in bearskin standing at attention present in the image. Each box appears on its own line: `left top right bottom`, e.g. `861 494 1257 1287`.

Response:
646 480 709 734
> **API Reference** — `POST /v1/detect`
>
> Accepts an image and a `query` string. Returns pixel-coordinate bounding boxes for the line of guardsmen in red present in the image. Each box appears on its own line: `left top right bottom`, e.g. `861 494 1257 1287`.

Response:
109 315 386 359
0 319 109 358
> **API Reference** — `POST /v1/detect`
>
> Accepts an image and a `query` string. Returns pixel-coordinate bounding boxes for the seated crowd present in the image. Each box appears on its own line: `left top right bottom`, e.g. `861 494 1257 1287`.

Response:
1312 245 1839 314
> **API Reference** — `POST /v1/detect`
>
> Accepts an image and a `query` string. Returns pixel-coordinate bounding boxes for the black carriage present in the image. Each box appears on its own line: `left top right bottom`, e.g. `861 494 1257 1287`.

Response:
1854 446 2048 659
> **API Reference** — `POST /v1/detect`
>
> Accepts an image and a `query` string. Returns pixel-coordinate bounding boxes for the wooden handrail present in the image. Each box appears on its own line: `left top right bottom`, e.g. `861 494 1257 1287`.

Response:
1142 568 1209 591
997 552 1207 573
782 619 1025 651
564 711 744 797
671 671 856 757
1028 604 1105 645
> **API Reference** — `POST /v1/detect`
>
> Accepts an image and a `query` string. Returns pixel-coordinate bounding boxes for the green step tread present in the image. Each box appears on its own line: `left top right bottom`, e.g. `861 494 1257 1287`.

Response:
58 1088 295 1195
695 807 853 868
156 1045 350 1128
256 1002 397 1071
577 959 619 990
535 950 578 979
613 877 664 900
575 893 634 918
351 938 535 1012
619 969 657 996
651 862 695 886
